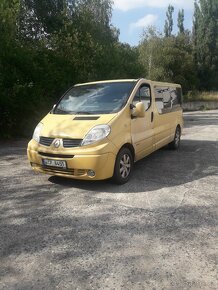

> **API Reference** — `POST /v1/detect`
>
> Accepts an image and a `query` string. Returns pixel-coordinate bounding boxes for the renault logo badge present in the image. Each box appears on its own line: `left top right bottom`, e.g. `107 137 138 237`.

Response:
53 139 61 148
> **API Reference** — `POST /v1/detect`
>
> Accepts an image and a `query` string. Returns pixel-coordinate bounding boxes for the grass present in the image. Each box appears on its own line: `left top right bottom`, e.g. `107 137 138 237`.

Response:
185 91 218 102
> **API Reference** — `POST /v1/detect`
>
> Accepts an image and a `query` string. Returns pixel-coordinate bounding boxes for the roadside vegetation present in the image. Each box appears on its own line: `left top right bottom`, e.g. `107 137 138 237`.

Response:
185 91 218 102
0 0 218 138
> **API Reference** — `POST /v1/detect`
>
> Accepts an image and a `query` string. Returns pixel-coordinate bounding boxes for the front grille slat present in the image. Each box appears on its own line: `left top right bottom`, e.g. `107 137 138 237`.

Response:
41 166 86 176
39 137 54 146
38 152 74 159
32 162 87 176
42 166 75 174
63 139 82 148
39 137 82 148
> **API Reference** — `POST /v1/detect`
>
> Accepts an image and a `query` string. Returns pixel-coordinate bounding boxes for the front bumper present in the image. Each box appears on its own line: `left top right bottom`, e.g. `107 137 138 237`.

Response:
27 141 116 180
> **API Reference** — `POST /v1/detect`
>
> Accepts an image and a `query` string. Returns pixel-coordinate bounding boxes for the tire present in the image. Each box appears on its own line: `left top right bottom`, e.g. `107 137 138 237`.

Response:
168 126 181 150
112 147 133 185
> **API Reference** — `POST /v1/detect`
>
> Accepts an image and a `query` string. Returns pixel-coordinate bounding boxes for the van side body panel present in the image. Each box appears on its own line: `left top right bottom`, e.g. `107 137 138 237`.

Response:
108 106 132 153
151 81 183 150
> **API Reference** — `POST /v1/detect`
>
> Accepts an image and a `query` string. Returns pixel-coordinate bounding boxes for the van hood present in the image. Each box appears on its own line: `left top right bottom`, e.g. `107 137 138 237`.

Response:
40 113 117 139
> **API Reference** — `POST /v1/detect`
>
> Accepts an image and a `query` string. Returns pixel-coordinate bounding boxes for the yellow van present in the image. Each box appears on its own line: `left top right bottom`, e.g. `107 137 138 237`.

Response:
27 79 183 184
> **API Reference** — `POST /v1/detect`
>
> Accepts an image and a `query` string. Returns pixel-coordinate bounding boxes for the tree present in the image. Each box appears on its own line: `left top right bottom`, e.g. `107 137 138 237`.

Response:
139 27 162 79
193 0 218 89
108 43 144 79
164 5 174 37
0 0 23 137
178 9 185 34
51 0 117 82
139 27 197 92
1 0 143 138
18 0 68 40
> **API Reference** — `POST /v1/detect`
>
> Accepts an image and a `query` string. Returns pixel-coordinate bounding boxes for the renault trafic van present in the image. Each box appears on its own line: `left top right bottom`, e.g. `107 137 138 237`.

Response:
27 79 183 184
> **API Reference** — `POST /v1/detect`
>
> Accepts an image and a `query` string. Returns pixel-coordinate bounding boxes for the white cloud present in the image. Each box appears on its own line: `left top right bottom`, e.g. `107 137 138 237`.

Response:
130 14 158 32
114 0 194 11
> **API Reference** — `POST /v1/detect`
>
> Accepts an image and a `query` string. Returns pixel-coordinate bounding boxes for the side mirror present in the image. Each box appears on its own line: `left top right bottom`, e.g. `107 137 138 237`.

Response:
131 102 145 118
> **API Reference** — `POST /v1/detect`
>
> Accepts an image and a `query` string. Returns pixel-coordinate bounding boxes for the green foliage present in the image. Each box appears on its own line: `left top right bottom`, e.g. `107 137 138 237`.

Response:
107 43 144 79
164 5 174 37
185 90 218 102
193 0 218 90
139 28 197 92
177 9 185 34
18 0 67 40
139 1 218 93
0 0 142 138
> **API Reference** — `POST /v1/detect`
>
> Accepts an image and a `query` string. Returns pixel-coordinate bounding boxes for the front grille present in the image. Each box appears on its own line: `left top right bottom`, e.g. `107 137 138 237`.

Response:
39 137 82 148
76 169 86 176
63 139 82 148
39 137 54 146
38 152 74 159
41 166 86 176
31 162 87 176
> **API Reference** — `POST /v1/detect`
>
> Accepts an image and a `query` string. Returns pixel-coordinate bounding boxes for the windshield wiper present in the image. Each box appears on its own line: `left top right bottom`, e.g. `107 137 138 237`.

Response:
54 108 70 114
75 111 92 115
54 109 93 115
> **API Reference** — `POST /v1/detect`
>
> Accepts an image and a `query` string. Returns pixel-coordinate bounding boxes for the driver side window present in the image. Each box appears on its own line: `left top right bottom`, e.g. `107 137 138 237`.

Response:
133 84 151 111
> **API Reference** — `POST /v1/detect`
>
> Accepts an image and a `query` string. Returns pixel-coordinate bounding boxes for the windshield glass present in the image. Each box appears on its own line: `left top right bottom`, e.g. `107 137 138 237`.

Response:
54 82 136 115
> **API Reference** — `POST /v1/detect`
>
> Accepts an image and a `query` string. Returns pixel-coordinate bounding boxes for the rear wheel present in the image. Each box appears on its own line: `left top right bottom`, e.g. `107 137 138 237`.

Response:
113 147 133 185
169 126 181 150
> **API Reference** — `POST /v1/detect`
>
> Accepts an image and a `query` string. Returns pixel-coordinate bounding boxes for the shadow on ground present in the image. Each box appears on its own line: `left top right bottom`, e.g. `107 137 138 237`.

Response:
49 139 218 193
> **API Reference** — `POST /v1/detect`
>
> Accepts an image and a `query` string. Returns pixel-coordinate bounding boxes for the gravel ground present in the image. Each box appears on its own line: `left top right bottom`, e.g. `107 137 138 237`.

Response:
0 110 218 290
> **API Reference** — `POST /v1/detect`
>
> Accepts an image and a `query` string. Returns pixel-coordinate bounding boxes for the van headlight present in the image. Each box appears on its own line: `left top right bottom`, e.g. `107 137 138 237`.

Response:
81 125 111 146
32 122 43 143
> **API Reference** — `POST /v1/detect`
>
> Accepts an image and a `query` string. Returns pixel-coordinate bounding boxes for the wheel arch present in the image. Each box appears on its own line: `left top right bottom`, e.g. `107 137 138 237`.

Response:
176 124 182 134
119 143 135 161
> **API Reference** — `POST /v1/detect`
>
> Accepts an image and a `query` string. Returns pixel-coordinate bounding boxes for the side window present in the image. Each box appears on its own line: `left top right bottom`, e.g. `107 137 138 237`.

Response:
162 89 171 108
155 87 164 114
133 84 151 111
155 86 182 114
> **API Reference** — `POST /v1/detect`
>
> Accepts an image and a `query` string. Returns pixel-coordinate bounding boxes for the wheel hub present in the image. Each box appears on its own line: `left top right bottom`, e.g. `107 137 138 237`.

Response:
120 154 131 178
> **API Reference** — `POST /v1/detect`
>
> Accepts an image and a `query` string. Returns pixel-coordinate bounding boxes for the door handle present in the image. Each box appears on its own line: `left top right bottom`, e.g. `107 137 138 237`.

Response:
151 112 154 122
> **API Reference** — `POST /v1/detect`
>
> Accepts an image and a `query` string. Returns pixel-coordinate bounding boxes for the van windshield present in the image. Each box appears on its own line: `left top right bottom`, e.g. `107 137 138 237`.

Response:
53 82 136 115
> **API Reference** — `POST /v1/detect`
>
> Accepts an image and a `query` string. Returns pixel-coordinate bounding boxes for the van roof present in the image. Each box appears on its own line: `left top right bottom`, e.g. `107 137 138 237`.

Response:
151 81 181 87
75 79 181 87
75 79 138 86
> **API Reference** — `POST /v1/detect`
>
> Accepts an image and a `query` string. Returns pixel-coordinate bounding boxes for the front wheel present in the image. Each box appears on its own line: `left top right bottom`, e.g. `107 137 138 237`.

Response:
112 147 133 185
168 126 181 150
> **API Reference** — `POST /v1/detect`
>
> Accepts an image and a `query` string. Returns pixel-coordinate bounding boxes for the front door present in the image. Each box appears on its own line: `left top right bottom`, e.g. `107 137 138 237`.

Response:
131 83 154 161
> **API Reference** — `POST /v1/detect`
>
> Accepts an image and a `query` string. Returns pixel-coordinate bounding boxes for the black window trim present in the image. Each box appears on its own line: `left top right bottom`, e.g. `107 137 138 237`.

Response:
154 85 182 115
132 83 152 112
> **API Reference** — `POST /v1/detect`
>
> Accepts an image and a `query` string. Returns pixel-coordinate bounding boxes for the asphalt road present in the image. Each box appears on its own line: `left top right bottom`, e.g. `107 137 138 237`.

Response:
0 111 218 290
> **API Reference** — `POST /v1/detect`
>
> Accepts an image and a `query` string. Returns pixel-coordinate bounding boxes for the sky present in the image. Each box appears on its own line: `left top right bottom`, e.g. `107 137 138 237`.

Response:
112 0 195 46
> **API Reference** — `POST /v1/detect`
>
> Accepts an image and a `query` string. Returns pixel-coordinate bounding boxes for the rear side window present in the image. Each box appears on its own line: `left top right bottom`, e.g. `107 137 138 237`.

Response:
154 86 182 114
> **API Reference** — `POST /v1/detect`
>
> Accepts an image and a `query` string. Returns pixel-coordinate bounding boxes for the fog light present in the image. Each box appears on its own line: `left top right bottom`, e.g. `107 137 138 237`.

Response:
87 170 95 177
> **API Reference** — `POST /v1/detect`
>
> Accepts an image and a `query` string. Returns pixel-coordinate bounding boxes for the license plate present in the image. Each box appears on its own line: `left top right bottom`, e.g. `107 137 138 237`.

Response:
42 159 67 169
